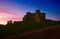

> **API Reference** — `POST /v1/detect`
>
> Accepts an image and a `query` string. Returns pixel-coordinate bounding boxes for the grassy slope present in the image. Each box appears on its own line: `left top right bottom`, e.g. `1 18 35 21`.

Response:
3 25 60 39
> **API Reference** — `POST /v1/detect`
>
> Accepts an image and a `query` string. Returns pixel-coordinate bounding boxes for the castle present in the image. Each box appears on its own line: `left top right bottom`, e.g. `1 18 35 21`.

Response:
23 10 46 23
7 10 46 24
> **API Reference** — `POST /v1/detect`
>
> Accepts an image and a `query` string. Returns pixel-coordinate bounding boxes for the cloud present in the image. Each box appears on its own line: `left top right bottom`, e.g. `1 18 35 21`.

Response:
0 8 11 13
0 8 20 15
0 9 22 18
0 8 22 24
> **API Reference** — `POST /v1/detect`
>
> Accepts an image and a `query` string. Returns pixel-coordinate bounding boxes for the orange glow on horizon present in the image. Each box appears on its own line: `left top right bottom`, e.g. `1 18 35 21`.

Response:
0 9 23 25
0 18 22 25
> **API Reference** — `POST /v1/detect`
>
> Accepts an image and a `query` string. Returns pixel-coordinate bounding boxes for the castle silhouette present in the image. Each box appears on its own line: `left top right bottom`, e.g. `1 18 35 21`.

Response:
7 10 46 24
23 10 46 22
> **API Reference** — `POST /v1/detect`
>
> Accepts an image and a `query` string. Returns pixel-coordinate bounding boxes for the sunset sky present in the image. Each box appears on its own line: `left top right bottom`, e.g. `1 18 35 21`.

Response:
0 0 60 24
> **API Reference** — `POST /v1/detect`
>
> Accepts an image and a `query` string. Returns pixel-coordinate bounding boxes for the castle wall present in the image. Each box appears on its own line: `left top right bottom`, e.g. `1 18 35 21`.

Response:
40 13 46 22
23 10 46 23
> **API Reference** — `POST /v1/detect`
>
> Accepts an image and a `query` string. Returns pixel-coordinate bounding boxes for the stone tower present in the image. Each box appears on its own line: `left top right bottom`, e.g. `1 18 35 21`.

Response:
23 10 46 23
35 10 41 22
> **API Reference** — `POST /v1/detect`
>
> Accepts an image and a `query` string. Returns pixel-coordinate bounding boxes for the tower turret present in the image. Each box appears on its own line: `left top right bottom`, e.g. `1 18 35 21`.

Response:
35 10 41 22
35 10 41 14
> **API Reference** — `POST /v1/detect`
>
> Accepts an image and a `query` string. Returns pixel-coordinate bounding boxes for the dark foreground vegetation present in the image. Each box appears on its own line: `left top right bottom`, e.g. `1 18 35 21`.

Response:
0 20 60 39
3 25 60 39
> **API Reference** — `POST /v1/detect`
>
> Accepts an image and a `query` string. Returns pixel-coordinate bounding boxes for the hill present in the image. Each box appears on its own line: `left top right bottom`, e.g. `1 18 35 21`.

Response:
3 24 60 39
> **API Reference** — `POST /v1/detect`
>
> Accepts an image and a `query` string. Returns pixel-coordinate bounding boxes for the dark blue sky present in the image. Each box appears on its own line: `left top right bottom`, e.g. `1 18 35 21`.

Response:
16 0 60 20
18 0 60 20
0 0 60 22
